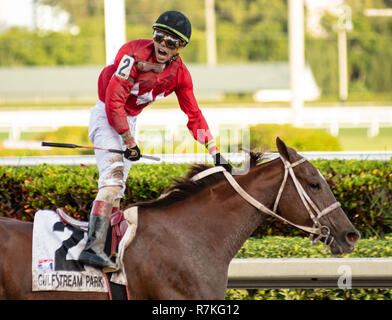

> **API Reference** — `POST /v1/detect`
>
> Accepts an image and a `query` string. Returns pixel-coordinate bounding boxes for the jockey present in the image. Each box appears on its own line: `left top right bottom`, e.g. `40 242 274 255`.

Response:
78 10 232 271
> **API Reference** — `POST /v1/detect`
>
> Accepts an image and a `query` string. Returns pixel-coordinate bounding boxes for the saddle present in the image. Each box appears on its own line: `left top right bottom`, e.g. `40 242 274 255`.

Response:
53 207 138 299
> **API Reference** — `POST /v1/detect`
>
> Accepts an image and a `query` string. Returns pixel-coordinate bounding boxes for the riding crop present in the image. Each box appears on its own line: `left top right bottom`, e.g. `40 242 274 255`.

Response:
41 141 161 161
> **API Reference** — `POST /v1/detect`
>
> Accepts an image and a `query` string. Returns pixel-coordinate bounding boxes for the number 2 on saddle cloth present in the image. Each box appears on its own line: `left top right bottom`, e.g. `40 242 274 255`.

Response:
52 215 124 272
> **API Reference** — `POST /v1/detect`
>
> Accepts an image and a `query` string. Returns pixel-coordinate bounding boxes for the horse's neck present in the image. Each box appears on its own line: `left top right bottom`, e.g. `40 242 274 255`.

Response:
196 161 283 263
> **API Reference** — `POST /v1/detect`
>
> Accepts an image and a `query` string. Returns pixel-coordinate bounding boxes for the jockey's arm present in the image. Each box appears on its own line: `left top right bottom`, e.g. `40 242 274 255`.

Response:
105 77 132 138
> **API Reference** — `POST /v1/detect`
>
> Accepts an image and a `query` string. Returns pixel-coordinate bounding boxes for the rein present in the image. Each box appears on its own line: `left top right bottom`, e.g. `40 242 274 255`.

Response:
191 156 341 248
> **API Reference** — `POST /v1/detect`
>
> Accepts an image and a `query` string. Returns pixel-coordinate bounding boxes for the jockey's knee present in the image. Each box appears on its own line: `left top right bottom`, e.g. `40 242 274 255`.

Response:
96 186 123 204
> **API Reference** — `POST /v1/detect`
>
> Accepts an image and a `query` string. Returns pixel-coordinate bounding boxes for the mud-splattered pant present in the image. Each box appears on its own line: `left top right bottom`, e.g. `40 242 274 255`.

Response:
88 100 138 201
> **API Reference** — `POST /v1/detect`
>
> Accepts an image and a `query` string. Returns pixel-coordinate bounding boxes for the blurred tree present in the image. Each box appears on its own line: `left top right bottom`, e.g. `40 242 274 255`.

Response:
313 0 392 96
40 0 104 24
215 0 288 62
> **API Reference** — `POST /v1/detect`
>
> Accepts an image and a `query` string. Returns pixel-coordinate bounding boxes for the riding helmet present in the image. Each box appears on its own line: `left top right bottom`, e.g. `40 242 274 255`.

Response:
153 11 192 45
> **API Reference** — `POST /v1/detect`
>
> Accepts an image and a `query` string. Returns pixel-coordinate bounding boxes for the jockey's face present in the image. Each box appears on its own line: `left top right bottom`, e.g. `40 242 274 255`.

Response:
153 30 183 63
154 41 177 63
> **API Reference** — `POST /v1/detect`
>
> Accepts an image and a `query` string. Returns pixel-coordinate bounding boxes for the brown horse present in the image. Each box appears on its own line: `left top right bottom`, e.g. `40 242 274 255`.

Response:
0 138 359 299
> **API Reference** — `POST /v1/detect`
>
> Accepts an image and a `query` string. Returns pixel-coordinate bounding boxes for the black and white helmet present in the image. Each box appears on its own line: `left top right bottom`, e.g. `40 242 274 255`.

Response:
153 11 192 45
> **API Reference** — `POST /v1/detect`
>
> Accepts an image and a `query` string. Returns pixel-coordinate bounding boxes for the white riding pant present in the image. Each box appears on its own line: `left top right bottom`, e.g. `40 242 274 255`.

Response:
88 100 138 199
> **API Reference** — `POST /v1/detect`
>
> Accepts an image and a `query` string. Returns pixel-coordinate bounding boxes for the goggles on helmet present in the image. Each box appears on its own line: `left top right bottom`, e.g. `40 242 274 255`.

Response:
153 29 185 49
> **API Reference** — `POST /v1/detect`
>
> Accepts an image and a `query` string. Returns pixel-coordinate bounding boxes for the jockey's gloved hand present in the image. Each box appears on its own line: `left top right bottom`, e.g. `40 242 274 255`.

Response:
212 153 233 174
124 144 141 161
121 130 141 161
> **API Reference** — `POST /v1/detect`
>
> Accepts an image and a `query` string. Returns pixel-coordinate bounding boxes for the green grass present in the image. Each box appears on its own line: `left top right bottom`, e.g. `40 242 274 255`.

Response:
337 127 392 151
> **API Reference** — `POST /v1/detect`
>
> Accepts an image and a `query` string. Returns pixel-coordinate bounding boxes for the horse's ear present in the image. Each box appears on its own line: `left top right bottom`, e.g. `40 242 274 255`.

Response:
276 137 299 163
276 137 290 162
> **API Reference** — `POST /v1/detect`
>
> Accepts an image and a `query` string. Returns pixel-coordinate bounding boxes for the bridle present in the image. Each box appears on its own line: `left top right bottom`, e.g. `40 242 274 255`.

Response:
191 156 341 248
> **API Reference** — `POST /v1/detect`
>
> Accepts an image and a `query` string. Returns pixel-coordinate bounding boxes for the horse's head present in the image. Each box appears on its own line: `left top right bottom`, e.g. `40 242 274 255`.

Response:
275 137 360 255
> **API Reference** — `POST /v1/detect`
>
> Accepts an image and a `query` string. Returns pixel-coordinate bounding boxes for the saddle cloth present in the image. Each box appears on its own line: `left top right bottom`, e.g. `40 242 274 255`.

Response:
32 207 138 293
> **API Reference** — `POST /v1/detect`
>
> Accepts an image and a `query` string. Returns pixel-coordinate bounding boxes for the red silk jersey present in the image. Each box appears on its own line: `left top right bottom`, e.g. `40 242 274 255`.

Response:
98 39 215 147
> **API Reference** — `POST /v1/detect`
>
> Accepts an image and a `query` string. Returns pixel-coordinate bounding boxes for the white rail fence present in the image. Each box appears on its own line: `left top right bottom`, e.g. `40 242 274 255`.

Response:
227 258 392 289
1 107 392 141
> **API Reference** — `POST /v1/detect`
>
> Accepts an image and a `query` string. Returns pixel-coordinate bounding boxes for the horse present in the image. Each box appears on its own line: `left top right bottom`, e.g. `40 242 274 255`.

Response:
0 138 360 299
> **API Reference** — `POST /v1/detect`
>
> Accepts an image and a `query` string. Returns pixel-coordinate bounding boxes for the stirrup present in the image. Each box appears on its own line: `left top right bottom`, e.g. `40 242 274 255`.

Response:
102 253 119 273
79 250 117 270
103 264 119 273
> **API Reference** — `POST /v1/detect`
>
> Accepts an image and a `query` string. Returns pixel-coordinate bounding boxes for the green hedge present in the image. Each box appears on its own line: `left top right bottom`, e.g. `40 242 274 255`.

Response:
0 159 391 238
226 236 392 300
0 163 188 221
250 124 342 151
226 287 392 300
313 159 392 238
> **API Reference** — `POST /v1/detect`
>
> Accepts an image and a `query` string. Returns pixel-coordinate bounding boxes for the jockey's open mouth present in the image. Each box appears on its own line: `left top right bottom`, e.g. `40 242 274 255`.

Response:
154 43 175 64
157 47 168 58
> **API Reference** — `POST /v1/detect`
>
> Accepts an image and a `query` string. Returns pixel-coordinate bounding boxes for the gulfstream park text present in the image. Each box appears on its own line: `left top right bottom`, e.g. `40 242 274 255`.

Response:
37 273 105 289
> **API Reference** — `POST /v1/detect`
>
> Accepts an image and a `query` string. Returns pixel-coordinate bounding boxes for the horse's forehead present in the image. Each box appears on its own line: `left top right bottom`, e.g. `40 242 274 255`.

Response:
307 161 327 181
301 160 327 182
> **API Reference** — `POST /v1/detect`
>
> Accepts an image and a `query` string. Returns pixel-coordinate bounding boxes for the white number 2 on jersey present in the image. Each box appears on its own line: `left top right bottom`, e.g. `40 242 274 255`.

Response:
115 54 135 81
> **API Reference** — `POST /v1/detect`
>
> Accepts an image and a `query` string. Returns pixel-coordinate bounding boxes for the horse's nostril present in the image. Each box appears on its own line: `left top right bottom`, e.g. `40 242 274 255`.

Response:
346 231 360 244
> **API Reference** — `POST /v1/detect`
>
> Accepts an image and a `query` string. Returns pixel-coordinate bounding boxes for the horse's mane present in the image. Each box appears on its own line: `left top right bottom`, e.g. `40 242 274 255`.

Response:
134 151 266 209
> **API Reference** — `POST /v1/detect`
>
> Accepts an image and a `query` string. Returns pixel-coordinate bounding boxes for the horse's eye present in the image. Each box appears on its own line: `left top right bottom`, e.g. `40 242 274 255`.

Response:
309 182 321 190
